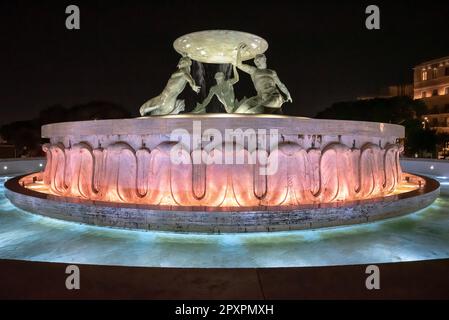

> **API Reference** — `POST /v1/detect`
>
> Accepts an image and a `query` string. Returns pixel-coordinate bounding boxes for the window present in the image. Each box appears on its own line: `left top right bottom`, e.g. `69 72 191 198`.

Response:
444 104 449 113
432 68 438 78
433 89 439 96
446 87 449 95
422 91 427 98
422 71 428 81
445 67 449 76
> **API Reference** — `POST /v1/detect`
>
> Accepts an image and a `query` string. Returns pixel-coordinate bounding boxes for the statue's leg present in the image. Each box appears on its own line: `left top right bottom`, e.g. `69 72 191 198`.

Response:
233 103 251 113
260 91 284 114
169 99 186 115
140 96 160 116
262 91 284 109
150 97 179 115
191 102 207 114
234 96 263 114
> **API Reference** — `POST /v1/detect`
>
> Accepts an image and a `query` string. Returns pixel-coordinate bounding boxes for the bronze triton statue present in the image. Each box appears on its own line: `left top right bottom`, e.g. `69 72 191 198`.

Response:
140 56 200 116
140 30 292 116
191 64 240 114
233 43 292 114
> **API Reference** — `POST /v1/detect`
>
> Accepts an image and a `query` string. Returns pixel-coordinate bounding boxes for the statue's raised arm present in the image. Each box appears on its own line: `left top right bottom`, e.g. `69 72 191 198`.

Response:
235 43 256 75
229 64 239 85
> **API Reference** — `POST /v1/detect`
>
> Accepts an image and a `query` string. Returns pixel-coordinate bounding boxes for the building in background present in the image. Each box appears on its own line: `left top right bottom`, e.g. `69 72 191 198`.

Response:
388 84 414 97
414 56 449 158
414 56 449 130
357 84 413 100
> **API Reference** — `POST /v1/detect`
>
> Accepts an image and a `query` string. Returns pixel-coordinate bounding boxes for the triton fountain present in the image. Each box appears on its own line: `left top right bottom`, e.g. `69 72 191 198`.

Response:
4 30 439 233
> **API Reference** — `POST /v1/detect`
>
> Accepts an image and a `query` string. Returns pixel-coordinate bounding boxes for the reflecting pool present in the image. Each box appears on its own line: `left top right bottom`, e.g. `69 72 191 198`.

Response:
1 175 448 268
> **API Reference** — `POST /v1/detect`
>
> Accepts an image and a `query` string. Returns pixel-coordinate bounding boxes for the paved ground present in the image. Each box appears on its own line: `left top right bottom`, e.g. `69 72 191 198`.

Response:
0 258 448 299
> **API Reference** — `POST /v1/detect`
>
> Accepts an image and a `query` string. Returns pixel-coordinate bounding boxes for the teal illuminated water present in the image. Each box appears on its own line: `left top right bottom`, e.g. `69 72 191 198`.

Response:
1 175 449 268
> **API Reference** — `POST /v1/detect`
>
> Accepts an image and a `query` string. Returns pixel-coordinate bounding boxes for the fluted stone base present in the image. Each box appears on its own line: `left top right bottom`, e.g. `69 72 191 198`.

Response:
39 115 406 207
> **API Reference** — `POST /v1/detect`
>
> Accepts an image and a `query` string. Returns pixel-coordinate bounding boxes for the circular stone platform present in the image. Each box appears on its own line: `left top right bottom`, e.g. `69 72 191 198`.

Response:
5 115 439 233
4 173 440 233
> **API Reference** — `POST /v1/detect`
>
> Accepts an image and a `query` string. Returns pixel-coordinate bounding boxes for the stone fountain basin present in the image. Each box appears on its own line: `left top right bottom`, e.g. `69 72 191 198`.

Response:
3 115 439 233
38 115 406 206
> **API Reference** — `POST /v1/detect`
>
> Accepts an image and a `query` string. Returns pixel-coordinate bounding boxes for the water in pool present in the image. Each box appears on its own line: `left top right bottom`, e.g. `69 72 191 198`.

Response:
1 175 449 268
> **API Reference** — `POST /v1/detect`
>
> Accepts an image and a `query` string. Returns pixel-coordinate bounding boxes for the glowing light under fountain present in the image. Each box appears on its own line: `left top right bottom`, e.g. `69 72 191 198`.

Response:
4 30 440 233
34 119 408 207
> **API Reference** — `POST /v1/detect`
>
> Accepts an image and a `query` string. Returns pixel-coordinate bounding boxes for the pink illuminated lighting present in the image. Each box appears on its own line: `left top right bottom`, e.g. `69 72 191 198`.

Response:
29 140 416 208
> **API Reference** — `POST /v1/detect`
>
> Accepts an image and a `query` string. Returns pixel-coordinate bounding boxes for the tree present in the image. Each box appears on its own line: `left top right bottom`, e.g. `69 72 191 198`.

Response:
1 101 132 158
436 132 449 158
316 97 432 157
316 96 426 123
38 105 68 125
0 120 41 157
66 101 131 121
403 119 437 157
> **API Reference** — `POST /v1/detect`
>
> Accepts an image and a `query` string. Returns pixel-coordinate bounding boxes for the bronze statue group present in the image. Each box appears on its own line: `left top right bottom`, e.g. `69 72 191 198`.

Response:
140 43 292 116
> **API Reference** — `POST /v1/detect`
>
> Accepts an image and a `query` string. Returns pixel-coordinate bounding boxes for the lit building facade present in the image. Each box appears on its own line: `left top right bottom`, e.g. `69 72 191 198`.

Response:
414 56 449 130
414 56 449 158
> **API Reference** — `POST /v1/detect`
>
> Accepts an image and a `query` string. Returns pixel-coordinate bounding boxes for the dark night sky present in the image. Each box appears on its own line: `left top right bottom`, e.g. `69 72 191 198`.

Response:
1 0 449 125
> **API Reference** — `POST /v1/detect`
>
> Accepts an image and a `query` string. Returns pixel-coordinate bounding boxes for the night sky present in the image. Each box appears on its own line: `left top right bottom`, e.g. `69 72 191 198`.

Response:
1 0 449 125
